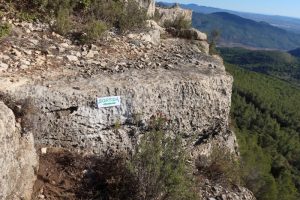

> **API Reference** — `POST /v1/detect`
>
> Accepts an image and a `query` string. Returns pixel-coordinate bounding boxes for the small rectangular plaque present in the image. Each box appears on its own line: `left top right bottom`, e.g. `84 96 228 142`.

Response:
97 96 121 108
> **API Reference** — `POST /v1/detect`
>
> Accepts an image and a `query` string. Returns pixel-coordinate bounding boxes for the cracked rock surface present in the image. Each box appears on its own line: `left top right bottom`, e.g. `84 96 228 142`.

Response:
0 21 233 156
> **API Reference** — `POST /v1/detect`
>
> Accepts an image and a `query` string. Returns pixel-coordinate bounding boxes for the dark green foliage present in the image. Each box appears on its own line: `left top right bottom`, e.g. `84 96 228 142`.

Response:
219 47 300 84
226 63 300 199
117 0 147 33
0 22 11 39
129 117 198 200
81 20 107 43
53 7 71 35
192 12 300 50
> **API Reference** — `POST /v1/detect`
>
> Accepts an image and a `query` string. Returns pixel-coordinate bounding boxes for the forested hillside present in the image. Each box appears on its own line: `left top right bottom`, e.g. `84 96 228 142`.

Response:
226 64 300 200
220 47 300 84
289 48 300 58
192 12 300 50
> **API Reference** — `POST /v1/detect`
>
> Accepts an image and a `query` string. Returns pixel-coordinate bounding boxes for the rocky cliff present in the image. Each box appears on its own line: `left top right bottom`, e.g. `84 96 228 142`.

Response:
136 0 155 16
0 21 233 156
0 2 255 199
0 102 38 200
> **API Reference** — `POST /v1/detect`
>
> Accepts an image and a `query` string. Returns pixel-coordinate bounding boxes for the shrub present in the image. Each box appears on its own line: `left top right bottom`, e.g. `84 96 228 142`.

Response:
16 11 38 22
0 23 11 39
209 30 220 55
128 117 198 200
53 6 71 35
117 0 147 33
81 19 107 43
76 155 140 200
153 9 163 22
196 146 241 187
164 15 191 30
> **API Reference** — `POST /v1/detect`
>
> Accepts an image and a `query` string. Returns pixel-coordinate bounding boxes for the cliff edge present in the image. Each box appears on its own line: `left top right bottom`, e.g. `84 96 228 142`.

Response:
0 1 255 199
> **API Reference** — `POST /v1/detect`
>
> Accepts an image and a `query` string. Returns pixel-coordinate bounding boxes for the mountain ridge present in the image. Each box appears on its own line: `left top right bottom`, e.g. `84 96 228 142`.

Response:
192 11 300 50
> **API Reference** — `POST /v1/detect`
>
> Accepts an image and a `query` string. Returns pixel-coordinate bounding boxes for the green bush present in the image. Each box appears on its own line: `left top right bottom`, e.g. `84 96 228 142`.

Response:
81 19 107 43
117 0 147 33
0 23 11 39
53 7 71 35
128 117 198 200
16 11 38 22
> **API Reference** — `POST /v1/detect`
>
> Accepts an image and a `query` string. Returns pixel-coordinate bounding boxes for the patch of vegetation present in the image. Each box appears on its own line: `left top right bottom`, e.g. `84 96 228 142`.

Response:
117 0 147 33
209 29 220 55
80 19 107 44
226 63 300 199
196 146 241 187
5 0 147 42
128 116 199 200
0 22 11 39
53 7 71 36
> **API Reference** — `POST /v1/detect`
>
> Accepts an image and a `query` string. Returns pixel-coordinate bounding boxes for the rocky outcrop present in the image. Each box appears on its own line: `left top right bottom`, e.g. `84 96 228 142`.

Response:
166 27 209 54
0 21 232 156
156 3 193 26
0 12 257 200
136 0 155 16
0 102 38 200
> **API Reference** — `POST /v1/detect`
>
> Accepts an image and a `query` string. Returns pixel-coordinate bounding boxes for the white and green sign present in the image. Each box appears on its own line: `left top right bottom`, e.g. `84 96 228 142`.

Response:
97 96 121 108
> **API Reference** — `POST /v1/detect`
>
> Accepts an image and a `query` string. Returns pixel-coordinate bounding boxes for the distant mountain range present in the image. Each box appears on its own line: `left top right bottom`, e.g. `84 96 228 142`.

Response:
157 2 300 34
179 3 300 34
157 2 300 50
192 12 300 50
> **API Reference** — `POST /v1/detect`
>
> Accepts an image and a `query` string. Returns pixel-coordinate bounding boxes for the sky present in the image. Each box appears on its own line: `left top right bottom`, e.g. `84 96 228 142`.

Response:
162 0 300 19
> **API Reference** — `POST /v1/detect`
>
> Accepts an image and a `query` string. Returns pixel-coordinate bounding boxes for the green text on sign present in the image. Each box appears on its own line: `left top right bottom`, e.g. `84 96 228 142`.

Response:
97 96 121 108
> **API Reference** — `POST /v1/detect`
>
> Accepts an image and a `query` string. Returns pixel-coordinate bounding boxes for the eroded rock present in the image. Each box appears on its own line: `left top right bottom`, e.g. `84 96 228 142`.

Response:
156 3 193 26
0 102 38 200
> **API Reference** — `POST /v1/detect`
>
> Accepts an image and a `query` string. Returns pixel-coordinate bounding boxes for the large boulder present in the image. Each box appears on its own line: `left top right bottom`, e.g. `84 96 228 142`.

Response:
146 20 166 34
156 4 192 26
0 102 38 200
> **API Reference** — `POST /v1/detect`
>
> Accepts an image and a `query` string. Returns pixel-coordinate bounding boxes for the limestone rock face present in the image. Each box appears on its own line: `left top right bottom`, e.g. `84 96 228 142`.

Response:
0 10 256 200
156 4 193 26
136 0 155 16
0 20 233 157
3 66 232 155
0 102 38 200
